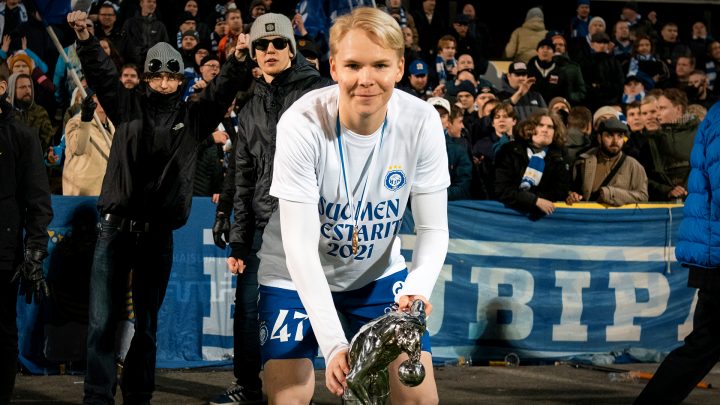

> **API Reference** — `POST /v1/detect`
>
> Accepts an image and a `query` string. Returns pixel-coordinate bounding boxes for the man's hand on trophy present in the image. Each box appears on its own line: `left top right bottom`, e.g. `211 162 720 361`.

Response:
325 347 350 397
397 295 432 317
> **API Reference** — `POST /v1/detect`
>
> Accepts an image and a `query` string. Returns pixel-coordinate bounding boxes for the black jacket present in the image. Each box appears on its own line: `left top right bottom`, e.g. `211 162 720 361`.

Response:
77 37 245 230
494 139 570 215
193 141 223 197
121 14 169 65
228 56 332 259
0 99 52 270
581 52 624 112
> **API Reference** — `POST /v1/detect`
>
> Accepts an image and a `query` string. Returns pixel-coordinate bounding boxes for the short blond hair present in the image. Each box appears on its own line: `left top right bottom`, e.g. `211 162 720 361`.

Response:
329 7 404 58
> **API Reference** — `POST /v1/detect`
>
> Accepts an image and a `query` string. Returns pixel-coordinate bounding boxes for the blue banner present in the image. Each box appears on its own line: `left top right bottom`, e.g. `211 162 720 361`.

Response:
17 198 694 372
403 201 693 362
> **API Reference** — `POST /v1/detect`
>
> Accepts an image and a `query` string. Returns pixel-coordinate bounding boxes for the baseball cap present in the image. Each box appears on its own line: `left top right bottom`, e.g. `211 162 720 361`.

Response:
508 61 528 75
599 117 629 134
428 97 451 114
477 78 496 94
409 59 428 76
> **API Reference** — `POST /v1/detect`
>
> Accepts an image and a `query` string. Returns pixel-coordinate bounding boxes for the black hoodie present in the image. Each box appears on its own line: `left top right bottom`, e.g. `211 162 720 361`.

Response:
76 37 246 229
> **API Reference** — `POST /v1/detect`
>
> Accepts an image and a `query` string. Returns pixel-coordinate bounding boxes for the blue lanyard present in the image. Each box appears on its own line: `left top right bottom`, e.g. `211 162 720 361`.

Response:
336 114 387 227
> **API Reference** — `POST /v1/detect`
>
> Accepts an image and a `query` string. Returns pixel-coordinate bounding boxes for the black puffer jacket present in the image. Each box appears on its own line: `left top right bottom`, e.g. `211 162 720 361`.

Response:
0 98 52 270
76 37 245 230
494 139 570 215
228 55 332 260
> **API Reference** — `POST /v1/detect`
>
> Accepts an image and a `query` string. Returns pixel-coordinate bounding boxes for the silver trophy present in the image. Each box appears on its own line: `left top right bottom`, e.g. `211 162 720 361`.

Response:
342 299 427 405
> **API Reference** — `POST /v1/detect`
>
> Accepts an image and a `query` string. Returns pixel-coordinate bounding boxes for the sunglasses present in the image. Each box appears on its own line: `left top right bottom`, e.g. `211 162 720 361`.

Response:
147 58 181 74
253 37 289 52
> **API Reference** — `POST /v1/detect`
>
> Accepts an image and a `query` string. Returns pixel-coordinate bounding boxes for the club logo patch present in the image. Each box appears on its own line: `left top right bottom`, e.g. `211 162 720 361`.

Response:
259 321 268 346
392 280 404 297
265 23 275 32
384 166 406 191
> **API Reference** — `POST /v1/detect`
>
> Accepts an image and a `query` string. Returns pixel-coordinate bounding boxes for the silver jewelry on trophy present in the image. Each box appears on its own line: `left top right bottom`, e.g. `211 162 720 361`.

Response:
342 299 427 405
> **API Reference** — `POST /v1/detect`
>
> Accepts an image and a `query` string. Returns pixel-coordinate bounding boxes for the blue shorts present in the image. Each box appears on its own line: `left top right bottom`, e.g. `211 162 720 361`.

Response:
258 269 432 364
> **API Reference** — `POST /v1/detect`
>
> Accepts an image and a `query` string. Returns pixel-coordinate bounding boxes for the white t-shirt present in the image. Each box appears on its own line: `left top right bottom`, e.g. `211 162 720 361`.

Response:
259 85 449 291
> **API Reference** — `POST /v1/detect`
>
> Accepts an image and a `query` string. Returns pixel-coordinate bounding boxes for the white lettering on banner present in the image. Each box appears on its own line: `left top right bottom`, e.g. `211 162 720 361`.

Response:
606 272 670 341
469 267 534 340
553 271 591 341
201 256 235 360
678 290 698 341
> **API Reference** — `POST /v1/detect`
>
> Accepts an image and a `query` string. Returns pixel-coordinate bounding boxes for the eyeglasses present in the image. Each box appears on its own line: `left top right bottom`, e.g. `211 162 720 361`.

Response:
203 63 221 70
253 37 289 52
147 58 181 74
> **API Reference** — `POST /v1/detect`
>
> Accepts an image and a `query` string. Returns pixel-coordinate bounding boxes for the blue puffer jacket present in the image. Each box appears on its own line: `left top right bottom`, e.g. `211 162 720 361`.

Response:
675 102 720 269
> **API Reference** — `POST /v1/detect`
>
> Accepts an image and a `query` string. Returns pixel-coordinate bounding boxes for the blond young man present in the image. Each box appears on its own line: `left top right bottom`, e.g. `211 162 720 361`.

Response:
258 7 448 404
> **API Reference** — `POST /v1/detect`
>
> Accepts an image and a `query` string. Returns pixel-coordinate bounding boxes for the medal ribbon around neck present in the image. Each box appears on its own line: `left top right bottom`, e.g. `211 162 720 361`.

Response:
336 113 388 256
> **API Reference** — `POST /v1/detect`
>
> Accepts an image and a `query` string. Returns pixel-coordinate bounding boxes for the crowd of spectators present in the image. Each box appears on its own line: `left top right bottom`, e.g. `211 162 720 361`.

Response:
1 0 711 216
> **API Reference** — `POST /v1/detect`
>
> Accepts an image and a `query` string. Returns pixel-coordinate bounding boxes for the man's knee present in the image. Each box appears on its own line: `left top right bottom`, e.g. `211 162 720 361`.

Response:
264 358 314 405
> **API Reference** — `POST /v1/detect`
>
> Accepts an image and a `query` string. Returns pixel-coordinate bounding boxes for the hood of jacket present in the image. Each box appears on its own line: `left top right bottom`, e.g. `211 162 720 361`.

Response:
522 17 546 32
7 72 34 110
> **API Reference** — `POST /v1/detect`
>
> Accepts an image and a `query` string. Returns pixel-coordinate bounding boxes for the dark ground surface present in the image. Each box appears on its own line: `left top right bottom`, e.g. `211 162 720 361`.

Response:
9 363 720 404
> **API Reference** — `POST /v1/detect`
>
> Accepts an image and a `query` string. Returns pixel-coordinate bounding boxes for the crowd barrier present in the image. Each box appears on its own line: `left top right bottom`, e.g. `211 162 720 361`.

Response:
17 197 693 373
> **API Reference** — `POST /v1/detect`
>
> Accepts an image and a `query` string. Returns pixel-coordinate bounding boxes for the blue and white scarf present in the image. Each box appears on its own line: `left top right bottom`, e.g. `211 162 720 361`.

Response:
520 148 547 190
436 55 456 84
622 92 645 104
627 54 654 77
706 60 717 91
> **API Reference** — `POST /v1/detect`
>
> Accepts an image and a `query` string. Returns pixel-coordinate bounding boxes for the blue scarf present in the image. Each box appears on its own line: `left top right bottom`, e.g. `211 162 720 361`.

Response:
520 148 547 190
627 54 655 77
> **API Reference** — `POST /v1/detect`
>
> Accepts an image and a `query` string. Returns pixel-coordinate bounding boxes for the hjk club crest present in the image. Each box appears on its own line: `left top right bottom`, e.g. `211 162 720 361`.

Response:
384 166 406 191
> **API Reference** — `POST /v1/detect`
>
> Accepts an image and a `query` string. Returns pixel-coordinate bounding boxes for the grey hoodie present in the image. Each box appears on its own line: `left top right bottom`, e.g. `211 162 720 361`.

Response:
7 72 35 110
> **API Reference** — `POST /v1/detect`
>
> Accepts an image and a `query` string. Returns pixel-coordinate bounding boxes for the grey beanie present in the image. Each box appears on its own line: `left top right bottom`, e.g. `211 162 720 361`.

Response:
249 13 296 58
144 42 184 74
525 7 544 21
